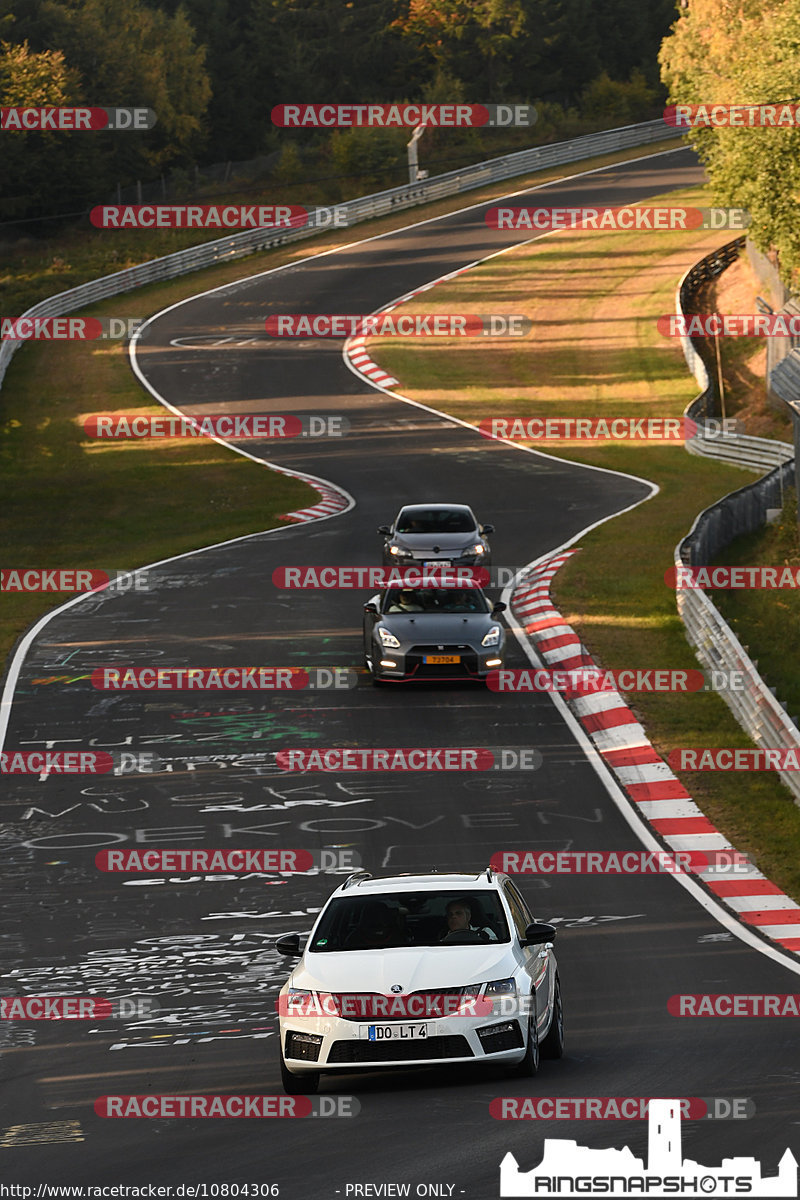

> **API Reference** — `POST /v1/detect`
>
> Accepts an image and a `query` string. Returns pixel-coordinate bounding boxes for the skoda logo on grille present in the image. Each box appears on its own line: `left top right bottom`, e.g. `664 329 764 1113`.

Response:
390 984 403 994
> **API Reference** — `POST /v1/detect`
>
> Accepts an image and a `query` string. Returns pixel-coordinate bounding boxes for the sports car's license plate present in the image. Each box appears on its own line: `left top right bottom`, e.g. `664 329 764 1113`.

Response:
423 561 450 570
366 1024 429 1041
424 654 460 664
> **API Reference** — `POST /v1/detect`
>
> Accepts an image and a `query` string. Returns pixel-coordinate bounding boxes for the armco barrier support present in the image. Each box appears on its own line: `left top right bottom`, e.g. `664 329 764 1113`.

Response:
674 242 800 805
0 119 673 391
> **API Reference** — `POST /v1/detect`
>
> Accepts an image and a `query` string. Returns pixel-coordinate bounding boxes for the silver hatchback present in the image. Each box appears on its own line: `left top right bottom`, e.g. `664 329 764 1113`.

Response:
378 503 494 569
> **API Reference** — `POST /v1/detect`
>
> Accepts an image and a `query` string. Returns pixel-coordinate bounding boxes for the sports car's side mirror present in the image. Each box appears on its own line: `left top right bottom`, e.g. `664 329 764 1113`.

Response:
482 524 495 534
520 922 556 947
364 602 379 614
275 932 302 956
377 525 391 535
492 602 507 615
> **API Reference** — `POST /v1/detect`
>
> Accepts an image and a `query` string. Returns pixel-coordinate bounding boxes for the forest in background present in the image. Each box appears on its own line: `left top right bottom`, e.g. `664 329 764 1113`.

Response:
0 0 672 223
3 0 799 283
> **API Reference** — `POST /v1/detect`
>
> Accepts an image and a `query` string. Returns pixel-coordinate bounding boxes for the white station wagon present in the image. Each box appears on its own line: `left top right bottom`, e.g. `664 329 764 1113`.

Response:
276 869 564 1093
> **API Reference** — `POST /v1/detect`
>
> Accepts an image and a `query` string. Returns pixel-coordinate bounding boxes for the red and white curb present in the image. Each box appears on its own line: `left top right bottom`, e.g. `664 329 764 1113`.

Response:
345 335 399 389
277 467 351 523
511 550 800 957
343 266 475 390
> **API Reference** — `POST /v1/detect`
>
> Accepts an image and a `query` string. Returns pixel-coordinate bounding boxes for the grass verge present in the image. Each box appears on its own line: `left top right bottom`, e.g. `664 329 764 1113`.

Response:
362 184 800 902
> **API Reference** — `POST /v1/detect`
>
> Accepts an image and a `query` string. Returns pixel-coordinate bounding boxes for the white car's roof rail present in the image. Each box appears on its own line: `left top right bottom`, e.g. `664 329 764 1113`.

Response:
342 870 373 890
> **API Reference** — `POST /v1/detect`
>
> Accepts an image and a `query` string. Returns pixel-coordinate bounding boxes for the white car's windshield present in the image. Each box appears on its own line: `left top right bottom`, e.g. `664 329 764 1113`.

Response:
308 891 510 951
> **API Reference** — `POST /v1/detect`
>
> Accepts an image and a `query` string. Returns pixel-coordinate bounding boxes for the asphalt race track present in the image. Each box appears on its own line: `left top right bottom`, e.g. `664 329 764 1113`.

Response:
2 146 799 1197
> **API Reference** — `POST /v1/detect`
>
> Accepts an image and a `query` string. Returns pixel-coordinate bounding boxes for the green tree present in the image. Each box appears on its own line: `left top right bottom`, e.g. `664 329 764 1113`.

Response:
3 0 211 220
660 0 800 284
0 38 81 219
580 69 657 125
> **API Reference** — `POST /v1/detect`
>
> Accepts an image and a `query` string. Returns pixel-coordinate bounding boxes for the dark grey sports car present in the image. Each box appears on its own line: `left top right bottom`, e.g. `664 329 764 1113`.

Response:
363 582 506 684
378 503 494 569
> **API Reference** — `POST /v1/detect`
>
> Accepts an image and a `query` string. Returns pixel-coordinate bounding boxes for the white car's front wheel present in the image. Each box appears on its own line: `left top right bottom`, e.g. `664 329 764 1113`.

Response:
540 976 565 1059
513 1011 539 1077
280 1050 320 1095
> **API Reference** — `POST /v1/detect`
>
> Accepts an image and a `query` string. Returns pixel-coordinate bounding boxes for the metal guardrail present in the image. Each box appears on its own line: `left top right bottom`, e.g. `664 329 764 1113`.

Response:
0 119 673 390
677 463 793 567
674 241 800 805
674 577 800 804
678 237 794 472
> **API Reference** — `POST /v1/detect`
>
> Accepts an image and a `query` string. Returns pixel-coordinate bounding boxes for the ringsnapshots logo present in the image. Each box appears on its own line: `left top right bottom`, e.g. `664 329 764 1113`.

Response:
82 414 348 439
0 107 156 131
666 565 800 589
265 314 530 337
90 666 358 691
275 747 542 772
490 850 754 876
95 1095 359 1118
1 568 150 592
498 1098 797 1198
664 102 800 127
659 313 800 337
485 206 749 232
272 103 537 127
94 847 361 874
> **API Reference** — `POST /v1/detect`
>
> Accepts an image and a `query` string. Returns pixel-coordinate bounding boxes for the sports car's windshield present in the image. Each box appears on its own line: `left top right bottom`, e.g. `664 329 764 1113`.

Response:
309 891 511 952
381 587 491 615
396 508 475 534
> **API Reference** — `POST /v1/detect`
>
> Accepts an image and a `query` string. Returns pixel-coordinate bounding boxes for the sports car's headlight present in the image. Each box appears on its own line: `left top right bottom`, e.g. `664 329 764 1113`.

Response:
481 624 502 647
389 545 410 557
377 626 401 648
470 544 486 555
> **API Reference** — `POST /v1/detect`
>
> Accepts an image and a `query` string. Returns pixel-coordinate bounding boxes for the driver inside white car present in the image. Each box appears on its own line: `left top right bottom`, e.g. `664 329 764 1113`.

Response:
441 898 498 942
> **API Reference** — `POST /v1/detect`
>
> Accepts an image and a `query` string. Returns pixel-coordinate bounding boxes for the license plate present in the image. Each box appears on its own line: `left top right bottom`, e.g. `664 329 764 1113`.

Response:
424 654 460 664
423 561 450 570
366 1024 429 1041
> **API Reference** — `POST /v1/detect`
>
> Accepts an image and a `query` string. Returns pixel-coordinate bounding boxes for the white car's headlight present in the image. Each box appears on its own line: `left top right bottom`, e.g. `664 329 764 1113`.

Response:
389 545 410 557
481 624 502 647
484 977 517 996
470 543 486 555
285 988 338 1016
377 626 401 648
